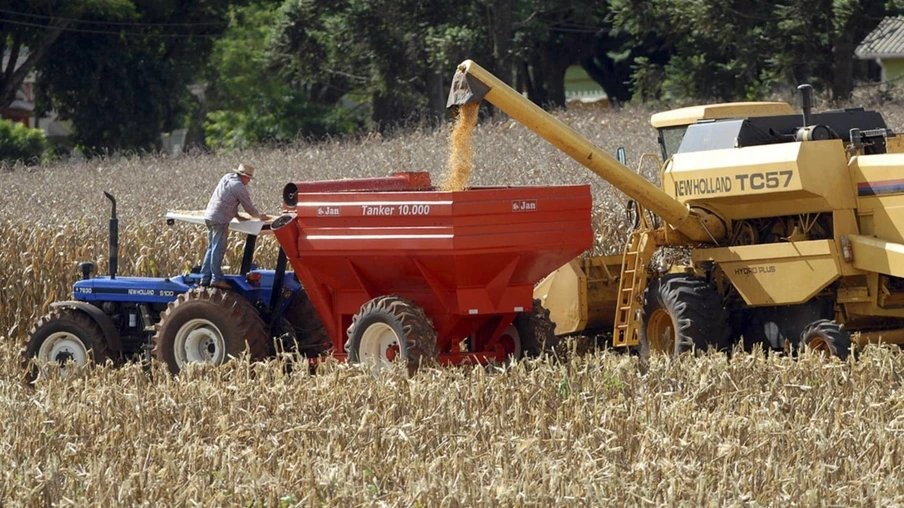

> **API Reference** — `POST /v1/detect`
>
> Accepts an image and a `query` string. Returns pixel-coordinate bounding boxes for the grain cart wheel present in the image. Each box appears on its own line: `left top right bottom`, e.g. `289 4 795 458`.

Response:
510 299 559 359
22 308 112 382
798 319 851 360
640 274 729 358
283 290 331 357
346 296 438 374
152 288 269 374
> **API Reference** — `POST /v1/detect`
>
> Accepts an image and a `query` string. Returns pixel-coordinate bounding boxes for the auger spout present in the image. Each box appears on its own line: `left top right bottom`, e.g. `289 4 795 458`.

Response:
447 59 726 243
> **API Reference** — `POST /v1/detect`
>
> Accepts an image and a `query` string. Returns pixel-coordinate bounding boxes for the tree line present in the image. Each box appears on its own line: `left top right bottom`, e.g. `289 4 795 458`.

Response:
1 0 901 155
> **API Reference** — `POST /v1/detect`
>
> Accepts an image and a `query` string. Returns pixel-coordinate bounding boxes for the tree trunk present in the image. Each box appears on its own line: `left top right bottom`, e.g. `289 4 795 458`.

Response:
0 21 69 108
831 35 855 101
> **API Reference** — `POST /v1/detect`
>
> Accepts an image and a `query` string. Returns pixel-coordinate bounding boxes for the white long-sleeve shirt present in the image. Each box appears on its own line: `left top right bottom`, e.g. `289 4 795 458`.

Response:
203 173 261 223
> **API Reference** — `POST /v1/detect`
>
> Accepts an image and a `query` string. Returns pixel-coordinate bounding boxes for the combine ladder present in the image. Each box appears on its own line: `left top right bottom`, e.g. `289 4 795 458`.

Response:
613 230 654 348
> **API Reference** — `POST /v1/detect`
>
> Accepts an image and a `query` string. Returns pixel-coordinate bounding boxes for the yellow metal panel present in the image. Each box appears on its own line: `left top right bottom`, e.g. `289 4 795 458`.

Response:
650 102 795 128
692 240 841 306
663 140 855 219
886 136 904 154
847 234 904 278
851 154 904 243
533 259 588 336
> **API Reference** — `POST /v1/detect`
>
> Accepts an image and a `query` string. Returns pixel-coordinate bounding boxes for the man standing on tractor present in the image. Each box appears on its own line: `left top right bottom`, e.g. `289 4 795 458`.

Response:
200 163 270 289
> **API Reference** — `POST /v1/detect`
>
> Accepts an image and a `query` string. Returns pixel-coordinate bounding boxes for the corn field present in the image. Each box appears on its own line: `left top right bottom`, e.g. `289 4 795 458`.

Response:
3 101 904 505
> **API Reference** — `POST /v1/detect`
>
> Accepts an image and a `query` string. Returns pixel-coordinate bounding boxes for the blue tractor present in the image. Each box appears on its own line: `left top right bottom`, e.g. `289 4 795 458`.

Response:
22 192 328 380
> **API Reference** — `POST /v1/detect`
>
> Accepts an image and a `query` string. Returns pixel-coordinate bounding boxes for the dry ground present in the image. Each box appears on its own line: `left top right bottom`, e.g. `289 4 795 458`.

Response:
2 99 904 505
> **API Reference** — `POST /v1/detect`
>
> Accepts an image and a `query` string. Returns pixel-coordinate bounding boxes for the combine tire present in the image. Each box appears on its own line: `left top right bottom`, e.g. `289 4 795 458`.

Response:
22 308 112 382
152 288 269 374
283 290 331 357
346 296 438 374
640 274 729 358
798 319 851 360
509 299 559 359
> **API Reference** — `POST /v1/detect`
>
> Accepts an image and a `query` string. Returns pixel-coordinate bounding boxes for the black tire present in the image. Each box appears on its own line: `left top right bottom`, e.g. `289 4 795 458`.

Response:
346 296 438 373
152 288 269 374
640 274 729 358
282 290 331 357
798 319 851 360
508 299 559 359
22 308 112 382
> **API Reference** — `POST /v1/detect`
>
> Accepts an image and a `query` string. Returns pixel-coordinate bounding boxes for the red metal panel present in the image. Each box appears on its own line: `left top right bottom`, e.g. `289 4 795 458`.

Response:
272 183 592 358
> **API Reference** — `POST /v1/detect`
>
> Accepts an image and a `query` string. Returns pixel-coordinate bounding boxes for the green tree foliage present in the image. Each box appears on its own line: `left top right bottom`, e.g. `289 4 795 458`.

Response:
0 1 135 109
610 0 902 102
272 0 492 131
35 0 234 154
0 118 46 165
203 2 361 149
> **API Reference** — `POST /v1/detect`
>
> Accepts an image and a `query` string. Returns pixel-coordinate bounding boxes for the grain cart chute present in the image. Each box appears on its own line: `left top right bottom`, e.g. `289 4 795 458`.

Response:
449 59 904 359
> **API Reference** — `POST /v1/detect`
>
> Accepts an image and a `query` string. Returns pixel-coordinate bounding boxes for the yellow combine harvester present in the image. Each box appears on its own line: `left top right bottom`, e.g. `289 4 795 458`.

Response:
448 60 904 359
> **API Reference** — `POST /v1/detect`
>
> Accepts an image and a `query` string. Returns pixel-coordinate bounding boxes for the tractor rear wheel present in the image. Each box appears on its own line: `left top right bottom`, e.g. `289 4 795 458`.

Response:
152 288 269 374
509 299 559 359
22 308 112 382
346 296 438 374
640 274 729 358
798 319 851 360
283 290 331 357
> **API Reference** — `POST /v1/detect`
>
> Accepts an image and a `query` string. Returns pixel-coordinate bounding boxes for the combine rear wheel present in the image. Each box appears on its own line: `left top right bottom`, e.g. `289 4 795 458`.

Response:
152 288 269 374
798 319 851 360
640 274 729 358
346 296 438 374
22 308 112 382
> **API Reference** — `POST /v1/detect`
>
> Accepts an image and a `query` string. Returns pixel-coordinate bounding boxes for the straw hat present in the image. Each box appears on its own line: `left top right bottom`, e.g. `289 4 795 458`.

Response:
235 164 255 179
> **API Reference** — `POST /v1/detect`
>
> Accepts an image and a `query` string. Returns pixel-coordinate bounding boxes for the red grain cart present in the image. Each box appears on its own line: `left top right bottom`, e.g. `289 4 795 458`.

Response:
271 172 591 370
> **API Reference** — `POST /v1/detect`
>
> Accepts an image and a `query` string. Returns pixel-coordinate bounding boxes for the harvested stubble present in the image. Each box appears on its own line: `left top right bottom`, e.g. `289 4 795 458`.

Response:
3 102 904 504
3 346 904 504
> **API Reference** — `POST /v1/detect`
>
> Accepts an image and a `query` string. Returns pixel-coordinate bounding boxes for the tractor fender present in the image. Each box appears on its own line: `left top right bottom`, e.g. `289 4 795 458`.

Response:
50 301 123 352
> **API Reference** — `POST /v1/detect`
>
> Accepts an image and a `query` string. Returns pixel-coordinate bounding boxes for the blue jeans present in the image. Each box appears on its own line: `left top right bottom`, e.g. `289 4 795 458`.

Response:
200 221 229 283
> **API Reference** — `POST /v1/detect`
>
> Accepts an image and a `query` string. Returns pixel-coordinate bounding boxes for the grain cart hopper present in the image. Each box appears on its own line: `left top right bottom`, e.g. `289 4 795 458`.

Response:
271 171 591 371
449 59 904 359
22 192 328 380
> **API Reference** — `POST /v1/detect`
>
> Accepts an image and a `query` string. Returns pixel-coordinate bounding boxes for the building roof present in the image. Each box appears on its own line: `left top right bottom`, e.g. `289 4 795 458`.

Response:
856 16 904 59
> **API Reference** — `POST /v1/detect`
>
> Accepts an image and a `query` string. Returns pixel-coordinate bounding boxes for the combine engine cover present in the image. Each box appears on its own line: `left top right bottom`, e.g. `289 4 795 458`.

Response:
663 140 856 220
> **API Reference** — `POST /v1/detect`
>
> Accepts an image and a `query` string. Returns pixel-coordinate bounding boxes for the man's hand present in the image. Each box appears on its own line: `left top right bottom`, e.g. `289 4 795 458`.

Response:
258 214 274 222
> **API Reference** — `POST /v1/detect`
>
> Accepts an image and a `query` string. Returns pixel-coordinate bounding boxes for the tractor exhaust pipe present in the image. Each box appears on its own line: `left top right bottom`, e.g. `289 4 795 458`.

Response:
446 60 726 243
103 192 118 279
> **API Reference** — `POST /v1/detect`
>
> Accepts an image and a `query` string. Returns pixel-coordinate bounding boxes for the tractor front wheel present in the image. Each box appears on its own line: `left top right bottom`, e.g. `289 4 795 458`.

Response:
346 296 438 374
798 319 851 360
152 288 269 374
640 274 729 358
22 308 112 382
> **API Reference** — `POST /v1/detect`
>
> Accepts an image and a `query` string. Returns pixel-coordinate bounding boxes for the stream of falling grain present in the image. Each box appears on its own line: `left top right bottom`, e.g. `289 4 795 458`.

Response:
440 103 479 191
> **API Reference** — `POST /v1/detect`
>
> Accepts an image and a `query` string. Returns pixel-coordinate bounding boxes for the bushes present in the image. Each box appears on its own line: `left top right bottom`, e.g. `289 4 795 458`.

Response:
0 119 47 166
